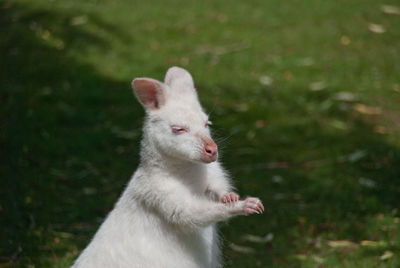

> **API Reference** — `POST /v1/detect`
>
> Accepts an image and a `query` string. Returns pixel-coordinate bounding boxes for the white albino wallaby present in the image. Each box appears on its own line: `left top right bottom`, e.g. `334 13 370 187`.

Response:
72 67 264 268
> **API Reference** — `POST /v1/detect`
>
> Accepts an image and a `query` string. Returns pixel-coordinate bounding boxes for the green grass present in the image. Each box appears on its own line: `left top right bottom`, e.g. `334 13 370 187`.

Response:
1 0 400 267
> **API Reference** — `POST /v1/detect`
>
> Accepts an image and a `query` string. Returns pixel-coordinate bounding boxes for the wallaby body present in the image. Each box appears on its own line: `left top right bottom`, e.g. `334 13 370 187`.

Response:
72 67 264 268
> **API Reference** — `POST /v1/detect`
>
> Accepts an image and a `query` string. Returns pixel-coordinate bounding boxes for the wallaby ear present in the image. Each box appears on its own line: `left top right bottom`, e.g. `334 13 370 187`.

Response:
132 78 166 110
164 66 194 88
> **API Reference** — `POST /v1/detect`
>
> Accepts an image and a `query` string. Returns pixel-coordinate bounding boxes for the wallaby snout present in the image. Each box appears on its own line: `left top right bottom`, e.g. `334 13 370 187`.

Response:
201 138 218 163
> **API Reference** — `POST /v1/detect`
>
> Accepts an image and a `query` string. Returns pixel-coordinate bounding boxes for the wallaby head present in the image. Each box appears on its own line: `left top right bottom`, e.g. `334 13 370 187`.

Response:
132 67 218 164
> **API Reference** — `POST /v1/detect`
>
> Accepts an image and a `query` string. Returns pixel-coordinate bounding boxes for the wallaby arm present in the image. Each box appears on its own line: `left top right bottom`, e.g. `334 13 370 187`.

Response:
129 175 249 229
159 194 246 229
205 162 234 201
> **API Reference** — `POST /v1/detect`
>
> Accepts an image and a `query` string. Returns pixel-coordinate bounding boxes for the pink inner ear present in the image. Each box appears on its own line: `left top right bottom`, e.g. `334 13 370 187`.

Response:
133 79 163 109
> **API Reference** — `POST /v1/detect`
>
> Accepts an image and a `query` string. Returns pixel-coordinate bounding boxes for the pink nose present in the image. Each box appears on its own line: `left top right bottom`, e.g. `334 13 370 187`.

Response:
204 142 218 158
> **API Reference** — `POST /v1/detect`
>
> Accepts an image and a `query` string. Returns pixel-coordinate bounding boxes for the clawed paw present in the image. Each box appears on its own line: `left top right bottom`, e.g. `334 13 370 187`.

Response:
221 192 240 205
243 197 264 215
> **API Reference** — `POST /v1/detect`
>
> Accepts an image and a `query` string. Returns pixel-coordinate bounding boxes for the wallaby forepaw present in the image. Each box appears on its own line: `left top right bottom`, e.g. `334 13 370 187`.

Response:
221 192 240 204
243 197 264 215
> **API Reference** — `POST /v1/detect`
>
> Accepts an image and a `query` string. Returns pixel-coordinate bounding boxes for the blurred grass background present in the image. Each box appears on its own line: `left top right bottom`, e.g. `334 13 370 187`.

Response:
1 0 400 267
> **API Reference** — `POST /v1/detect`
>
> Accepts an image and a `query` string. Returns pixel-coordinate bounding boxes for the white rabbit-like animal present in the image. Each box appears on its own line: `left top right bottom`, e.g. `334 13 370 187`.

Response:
72 67 264 268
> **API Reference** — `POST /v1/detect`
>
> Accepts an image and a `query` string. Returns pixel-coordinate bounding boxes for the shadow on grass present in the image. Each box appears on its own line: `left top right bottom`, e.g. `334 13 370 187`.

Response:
0 2 141 266
1 2 399 268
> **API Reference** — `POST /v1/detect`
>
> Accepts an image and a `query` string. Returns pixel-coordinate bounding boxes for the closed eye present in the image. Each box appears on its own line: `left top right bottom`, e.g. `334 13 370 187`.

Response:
171 125 188 134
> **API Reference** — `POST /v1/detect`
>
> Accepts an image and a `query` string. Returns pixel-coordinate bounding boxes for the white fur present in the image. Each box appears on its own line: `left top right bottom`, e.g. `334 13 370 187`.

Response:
72 67 263 268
